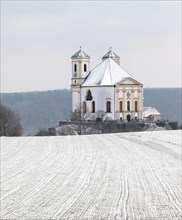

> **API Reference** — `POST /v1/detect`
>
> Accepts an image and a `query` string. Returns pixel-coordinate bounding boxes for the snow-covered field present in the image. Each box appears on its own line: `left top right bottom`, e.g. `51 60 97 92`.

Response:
1 130 181 220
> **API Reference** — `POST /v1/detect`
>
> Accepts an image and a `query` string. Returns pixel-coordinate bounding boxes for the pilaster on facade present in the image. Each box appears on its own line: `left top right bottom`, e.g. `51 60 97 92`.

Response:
123 88 126 112
131 89 134 111
138 89 142 111
115 84 120 113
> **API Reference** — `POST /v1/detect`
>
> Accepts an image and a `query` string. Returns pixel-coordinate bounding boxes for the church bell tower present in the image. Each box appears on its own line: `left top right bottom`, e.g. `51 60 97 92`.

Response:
71 47 90 112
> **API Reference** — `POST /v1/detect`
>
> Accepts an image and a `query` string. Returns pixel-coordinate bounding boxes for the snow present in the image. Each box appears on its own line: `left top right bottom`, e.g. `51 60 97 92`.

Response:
1 130 181 219
82 58 133 86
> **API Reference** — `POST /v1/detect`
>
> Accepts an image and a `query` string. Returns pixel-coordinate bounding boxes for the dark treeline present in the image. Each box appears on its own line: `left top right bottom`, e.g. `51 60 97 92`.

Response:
0 88 181 135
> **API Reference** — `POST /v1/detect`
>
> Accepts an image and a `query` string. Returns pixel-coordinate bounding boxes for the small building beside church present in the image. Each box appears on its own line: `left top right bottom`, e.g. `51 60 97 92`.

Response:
143 107 161 122
71 47 143 121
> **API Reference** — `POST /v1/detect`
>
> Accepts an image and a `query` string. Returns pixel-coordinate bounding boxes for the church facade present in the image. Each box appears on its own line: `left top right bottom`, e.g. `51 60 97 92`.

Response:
71 48 143 121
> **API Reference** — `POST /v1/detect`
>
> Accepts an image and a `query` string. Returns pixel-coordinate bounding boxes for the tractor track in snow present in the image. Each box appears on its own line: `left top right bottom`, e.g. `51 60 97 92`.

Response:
1 138 55 198
119 134 181 219
51 137 110 219
2 139 76 218
31 145 94 218
128 136 181 208
1 130 181 220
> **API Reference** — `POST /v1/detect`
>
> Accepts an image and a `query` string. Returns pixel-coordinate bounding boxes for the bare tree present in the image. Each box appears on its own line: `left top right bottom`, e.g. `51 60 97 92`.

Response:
70 104 82 134
0 104 23 136
69 108 112 135
70 104 82 121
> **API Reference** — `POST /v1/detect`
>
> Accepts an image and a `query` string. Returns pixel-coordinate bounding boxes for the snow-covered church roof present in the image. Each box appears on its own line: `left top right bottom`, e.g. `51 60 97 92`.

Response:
82 58 137 86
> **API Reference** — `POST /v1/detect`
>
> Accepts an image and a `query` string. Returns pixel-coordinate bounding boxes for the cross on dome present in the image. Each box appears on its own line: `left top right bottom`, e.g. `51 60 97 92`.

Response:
71 47 90 59
102 47 120 65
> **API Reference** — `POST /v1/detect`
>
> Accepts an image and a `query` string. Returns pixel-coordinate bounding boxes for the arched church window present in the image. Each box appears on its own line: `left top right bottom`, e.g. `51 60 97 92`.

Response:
92 101 95 113
84 64 87 72
120 101 123 112
135 101 138 112
74 64 77 72
127 101 130 112
86 90 93 101
83 101 86 113
106 101 111 113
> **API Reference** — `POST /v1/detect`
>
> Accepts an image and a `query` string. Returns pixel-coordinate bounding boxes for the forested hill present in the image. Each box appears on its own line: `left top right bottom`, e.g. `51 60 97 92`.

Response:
1 88 181 135
143 88 181 124
0 89 72 135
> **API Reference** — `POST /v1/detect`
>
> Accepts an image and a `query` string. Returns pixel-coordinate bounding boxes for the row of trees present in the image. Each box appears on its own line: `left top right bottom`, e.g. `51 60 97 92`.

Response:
0 104 23 136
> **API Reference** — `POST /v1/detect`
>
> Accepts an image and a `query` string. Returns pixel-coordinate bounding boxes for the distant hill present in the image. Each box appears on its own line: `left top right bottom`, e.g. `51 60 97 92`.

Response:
1 88 181 135
143 88 181 124
0 89 72 135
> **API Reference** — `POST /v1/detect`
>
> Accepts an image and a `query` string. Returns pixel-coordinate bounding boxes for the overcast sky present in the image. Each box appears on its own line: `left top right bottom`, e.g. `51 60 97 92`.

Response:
1 1 181 92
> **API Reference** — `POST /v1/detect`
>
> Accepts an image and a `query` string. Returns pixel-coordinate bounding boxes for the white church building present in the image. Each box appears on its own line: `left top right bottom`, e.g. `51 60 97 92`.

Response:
71 47 143 121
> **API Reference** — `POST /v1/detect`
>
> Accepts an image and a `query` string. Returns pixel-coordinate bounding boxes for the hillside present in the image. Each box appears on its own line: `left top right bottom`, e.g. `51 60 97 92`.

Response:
0 88 181 135
0 89 72 135
1 130 181 219
143 88 181 123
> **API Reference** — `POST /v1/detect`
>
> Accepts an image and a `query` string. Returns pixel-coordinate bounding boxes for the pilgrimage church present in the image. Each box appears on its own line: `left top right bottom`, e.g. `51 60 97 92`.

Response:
71 47 144 121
